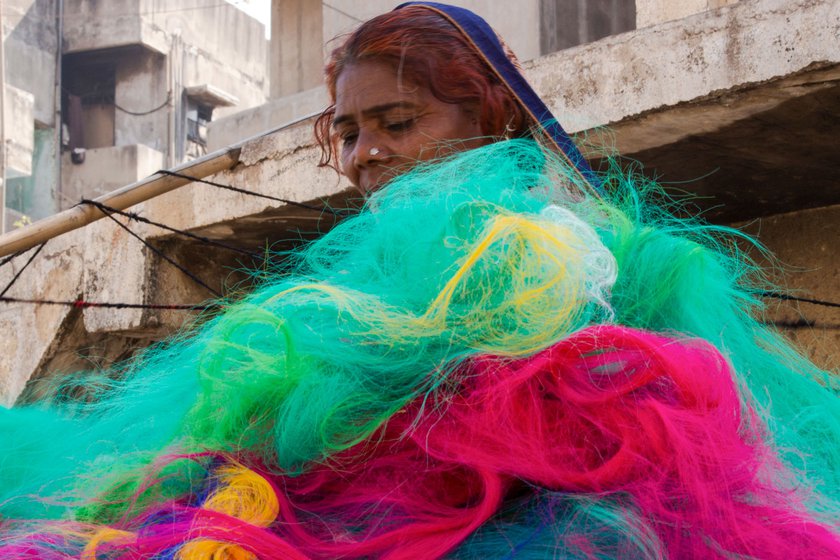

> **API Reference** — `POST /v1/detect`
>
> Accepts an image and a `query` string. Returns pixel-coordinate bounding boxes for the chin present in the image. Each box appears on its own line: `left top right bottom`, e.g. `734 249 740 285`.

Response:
359 177 392 197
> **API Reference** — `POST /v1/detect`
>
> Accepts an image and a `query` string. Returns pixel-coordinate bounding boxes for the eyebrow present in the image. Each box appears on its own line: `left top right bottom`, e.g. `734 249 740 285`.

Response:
333 101 421 128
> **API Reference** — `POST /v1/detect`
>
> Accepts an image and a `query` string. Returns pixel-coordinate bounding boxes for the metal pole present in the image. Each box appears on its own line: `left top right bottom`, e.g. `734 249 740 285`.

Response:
0 0 7 234
54 0 64 216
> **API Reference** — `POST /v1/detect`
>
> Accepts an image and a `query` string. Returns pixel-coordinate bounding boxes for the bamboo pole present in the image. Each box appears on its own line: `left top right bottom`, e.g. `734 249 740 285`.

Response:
0 107 324 259
0 146 241 258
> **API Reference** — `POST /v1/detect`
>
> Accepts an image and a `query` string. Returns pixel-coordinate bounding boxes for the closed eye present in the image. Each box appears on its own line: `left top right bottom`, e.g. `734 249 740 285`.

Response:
386 119 415 133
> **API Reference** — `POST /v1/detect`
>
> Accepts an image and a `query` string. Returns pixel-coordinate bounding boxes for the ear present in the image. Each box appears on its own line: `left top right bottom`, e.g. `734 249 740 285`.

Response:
462 102 481 126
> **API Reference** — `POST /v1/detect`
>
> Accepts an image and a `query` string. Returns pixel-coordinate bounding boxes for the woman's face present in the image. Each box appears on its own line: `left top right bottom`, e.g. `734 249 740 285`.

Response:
333 60 488 195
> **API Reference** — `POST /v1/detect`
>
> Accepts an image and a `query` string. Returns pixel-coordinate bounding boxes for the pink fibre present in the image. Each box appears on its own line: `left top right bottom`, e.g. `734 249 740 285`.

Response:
6 326 837 559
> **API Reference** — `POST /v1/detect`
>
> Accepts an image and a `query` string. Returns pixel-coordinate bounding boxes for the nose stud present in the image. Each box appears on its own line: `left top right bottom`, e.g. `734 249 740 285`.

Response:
369 147 380 156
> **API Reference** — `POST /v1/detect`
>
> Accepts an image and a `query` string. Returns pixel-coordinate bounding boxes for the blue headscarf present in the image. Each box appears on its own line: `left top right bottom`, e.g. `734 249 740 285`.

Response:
396 2 602 193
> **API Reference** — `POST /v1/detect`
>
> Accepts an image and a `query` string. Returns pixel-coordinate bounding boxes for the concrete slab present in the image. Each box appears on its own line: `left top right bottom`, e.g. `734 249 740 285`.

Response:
525 0 840 220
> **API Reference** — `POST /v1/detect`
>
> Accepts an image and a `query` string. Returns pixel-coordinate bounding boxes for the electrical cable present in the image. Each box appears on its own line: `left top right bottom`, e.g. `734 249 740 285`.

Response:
85 202 222 299
115 94 171 116
0 295 216 311
80 199 266 260
0 243 46 297
155 169 347 216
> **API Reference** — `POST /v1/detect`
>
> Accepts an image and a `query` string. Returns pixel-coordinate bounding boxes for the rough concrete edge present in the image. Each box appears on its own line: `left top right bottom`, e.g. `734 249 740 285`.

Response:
596 61 840 155
525 0 839 132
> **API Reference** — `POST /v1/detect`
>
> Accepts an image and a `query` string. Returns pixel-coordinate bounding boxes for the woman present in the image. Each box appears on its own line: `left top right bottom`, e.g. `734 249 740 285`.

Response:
1 3 838 559
315 2 599 196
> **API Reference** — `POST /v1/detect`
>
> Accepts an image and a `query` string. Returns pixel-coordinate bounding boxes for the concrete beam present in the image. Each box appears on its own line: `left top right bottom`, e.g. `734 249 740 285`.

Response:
526 0 840 220
528 0 838 133
0 235 84 406
63 0 167 55
612 65 840 221
207 86 328 151
270 0 323 98
60 144 165 210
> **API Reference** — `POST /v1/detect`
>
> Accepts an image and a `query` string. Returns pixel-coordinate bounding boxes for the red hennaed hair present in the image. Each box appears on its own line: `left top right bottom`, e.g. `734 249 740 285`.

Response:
314 6 530 170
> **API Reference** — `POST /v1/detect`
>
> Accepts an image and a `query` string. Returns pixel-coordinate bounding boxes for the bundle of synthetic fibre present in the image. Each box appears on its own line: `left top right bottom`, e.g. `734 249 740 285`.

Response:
1 140 838 559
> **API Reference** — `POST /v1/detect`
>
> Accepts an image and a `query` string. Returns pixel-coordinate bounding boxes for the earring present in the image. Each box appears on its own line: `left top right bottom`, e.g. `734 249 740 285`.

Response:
369 147 380 156
503 116 516 140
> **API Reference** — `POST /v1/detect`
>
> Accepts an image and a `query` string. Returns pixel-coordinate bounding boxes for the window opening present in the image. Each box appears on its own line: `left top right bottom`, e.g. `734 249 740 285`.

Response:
62 57 117 151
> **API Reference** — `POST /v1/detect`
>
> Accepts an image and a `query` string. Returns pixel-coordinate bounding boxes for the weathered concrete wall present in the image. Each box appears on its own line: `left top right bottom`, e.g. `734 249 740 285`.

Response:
63 0 161 54
736 205 840 371
270 0 323 98
63 0 266 115
3 85 34 177
0 0 58 223
143 0 266 91
2 0 59 224
0 234 84 406
526 0 838 135
322 0 542 62
4 0 58 126
60 0 268 208
60 144 164 207
114 50 169 152
540 0 636 53
6 129 59 220
207 86 329 152
636 0 739 28
182 44 266 122
145 123 346 235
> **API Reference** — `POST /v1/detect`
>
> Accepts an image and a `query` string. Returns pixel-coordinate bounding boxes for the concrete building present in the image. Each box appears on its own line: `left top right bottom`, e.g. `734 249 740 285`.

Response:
1 0 60 230
1 0 267 229
211 0 641 149
1 0 838 404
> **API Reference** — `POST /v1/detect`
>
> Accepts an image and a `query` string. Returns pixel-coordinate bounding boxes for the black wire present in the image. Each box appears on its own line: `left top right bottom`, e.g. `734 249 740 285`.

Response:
323 2 365 23
115 94 171 116
0 243 46 297
155 170 345 216
0 250 26 269
81 199 266 260
760 291 840 310
0 295 217 311
87 204 222 299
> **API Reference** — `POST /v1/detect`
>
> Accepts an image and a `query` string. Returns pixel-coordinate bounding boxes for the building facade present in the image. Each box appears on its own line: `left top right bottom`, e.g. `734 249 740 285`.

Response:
1 0 267 230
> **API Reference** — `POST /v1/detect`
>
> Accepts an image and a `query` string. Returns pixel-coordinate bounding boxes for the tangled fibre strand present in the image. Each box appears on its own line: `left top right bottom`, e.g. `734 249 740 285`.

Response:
1 140 838 559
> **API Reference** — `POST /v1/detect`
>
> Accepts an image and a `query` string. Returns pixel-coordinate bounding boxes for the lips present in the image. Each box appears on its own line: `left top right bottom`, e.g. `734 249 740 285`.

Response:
359 168 399 196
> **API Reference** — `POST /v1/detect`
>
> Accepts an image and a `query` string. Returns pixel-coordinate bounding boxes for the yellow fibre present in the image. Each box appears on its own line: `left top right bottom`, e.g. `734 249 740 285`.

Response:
176 539 257 560
202 463 279 527
262 213 590 357
413 213 587 354
264 282 349 307
424 215 582 321
81 527 135 560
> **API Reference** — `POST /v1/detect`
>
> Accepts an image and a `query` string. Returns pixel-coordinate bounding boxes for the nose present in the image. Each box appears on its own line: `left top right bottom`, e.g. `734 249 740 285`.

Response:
351 130 388 171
